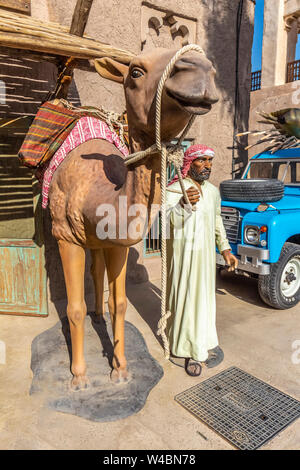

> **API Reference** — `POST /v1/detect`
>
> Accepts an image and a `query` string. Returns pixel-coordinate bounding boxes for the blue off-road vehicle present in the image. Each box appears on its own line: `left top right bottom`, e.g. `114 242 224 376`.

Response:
217 148 300 309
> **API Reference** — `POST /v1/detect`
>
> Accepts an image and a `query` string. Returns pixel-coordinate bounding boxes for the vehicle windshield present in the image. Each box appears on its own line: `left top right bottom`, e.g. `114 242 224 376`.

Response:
244 160 300 185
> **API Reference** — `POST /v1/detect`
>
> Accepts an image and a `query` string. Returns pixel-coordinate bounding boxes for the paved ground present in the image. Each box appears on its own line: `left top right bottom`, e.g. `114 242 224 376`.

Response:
0 271 299 450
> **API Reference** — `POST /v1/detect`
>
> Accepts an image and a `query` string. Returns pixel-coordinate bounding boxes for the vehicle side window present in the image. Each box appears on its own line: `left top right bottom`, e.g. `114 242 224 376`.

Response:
249 162 272 178
249 161 288 179
277 163 291 181
285 162 300 184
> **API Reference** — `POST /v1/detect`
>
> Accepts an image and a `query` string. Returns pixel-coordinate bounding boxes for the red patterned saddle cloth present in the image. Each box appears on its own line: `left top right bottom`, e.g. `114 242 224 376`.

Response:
38 115 129 208
18 100 129 208
19 101 81 168
18 100 129 169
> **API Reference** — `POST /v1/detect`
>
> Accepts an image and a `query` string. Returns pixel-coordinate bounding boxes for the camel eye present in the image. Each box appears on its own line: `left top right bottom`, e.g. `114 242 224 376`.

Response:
131 68 144 79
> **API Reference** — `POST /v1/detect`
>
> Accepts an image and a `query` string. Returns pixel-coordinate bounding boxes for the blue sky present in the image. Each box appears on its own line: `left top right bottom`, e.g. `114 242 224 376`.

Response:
252 0 300 72
251 0 264 72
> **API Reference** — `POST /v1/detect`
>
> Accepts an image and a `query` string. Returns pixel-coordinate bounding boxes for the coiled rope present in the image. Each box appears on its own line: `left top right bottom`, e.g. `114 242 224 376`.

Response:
124 44 205 358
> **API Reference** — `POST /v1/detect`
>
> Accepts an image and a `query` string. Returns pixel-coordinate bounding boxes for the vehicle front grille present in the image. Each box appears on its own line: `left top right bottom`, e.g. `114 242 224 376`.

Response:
221 207 241 244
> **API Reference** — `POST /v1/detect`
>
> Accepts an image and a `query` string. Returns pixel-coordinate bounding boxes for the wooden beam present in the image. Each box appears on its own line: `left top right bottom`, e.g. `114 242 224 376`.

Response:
0 8 134 64
0 32 133 62
70 0 94 36
0 8 70 33
0 1 30 15
0 46 101 72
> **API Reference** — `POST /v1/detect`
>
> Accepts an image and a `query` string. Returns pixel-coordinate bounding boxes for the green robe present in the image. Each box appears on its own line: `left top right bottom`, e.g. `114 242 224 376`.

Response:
166 178 231 362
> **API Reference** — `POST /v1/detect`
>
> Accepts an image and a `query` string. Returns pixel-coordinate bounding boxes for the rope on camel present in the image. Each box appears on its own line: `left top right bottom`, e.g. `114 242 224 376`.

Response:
124 44 205 359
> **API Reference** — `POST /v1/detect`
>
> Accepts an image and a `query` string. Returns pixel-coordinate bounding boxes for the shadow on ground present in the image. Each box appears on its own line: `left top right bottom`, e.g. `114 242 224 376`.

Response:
30 313 163 422
216 269 267 309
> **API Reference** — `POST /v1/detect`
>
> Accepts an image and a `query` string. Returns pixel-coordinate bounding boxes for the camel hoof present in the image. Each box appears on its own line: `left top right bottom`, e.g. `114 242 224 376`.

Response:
110 368 131 385
70 375 91 392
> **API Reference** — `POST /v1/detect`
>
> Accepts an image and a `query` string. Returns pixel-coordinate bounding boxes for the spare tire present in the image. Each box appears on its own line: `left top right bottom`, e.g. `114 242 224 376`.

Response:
220 178 284 202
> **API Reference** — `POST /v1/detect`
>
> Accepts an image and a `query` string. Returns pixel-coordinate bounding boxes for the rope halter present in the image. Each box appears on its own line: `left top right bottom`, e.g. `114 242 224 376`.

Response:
124 44 206 359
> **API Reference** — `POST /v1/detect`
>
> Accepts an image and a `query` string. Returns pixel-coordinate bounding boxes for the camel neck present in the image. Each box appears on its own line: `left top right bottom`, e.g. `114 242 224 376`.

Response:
121 131 161 209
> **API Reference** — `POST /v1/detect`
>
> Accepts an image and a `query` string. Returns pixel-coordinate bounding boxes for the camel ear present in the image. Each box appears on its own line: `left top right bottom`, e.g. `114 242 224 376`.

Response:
94 58 129 83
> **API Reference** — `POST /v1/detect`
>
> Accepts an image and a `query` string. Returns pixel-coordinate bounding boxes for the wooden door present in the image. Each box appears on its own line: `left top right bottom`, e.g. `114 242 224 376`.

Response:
0 118 48 317
0 45 79 316
0 47 58 317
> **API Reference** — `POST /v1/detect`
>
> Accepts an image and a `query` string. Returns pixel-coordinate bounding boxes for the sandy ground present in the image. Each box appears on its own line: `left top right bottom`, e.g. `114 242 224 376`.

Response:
0 271 299 450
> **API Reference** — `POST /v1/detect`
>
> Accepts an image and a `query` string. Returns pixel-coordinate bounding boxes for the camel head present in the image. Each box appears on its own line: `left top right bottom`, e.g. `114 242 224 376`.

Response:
95 47 218 148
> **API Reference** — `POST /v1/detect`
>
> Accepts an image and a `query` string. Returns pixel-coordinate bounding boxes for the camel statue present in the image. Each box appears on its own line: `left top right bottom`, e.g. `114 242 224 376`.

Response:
48 47 218 389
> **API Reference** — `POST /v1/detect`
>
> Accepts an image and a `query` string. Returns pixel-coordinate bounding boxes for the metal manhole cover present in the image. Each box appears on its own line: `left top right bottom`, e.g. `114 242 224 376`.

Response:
175 367 300 450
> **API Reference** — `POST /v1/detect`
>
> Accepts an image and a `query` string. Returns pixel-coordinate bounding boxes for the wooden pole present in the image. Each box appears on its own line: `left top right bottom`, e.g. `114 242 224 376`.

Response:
70 0 94 36
56 0 95 99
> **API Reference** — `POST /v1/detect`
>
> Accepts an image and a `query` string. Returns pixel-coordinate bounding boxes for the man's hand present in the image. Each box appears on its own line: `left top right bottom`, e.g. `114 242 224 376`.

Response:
180 186 200 207
222 250 238 272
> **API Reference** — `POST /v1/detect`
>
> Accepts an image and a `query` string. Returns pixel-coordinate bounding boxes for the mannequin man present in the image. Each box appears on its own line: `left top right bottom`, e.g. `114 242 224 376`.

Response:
166 144 238 376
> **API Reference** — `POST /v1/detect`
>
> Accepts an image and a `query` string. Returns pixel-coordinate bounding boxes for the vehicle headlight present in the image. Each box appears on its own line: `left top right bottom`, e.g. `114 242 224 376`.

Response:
244 226 260 245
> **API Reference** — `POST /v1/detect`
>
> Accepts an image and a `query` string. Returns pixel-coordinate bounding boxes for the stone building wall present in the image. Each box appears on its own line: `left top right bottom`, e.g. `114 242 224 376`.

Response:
0 0 255 309
33 0 255 187
248 0 300 157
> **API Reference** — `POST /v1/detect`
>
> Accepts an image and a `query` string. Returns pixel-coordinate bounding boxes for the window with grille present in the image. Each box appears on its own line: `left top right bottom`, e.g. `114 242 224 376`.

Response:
251 70 261 91
144 139 193 256
287 60 300 83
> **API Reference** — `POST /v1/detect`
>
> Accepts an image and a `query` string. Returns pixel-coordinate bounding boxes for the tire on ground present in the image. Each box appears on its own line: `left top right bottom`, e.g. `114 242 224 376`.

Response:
258 242 300 309
220 179 284 202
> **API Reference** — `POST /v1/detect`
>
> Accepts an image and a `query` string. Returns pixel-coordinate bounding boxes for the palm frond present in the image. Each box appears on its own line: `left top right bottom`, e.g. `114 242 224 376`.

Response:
237 108 300 153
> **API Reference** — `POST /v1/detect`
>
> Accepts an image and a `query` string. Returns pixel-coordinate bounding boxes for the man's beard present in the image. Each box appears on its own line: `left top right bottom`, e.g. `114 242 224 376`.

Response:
188 166 211 182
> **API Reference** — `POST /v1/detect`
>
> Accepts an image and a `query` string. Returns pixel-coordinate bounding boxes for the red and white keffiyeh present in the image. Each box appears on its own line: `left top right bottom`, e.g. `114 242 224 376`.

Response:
168 144 215 186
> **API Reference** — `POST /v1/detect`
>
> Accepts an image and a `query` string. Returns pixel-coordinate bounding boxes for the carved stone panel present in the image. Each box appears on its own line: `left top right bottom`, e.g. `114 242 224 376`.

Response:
141 3 197 51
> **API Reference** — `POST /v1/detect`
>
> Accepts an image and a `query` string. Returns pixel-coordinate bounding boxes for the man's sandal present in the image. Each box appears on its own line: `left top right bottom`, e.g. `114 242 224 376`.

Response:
185 358 202 377
204 346 224 368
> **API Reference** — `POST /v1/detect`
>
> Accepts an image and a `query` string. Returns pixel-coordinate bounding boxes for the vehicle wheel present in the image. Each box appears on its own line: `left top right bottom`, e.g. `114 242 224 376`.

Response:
220 179 284 202
258 242 300 309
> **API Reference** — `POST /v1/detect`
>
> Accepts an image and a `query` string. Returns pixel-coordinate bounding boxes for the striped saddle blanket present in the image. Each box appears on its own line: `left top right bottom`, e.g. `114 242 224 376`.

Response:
18 99 130 209
18 101 80 168
37 115 129 209
18 100 129 169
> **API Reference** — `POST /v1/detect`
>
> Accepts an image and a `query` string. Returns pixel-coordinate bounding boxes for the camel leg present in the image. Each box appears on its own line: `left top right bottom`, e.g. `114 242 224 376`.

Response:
90 248 106 322
58 240 89 391
103 246 130 383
